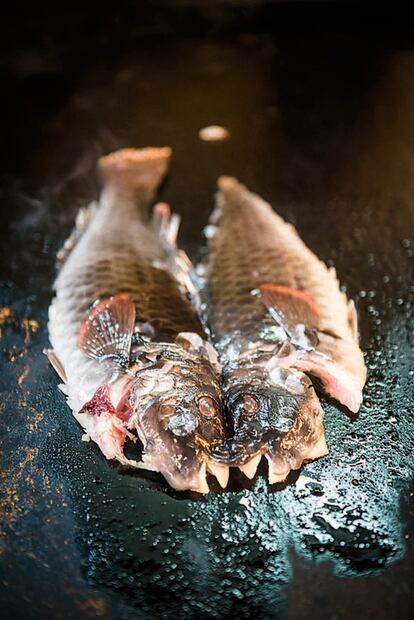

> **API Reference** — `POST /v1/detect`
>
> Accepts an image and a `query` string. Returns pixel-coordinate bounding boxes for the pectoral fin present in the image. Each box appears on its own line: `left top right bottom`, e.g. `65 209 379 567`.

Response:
290 353 364 413
259 284 320 335
78 293 136 363
152 202 181 250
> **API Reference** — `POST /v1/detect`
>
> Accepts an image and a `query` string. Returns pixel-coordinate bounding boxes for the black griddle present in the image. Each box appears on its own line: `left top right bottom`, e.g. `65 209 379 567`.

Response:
1 4 414 619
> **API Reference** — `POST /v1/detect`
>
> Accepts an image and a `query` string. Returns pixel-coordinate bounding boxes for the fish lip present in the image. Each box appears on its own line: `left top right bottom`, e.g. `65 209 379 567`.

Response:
212 425 328 473
207 441 236 464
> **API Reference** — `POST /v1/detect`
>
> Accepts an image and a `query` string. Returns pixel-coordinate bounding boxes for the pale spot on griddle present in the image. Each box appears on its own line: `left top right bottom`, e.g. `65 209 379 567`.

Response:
199 125 230 142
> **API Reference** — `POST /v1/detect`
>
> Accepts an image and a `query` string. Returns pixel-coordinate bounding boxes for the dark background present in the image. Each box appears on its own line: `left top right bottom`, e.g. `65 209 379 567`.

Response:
1 3 414 619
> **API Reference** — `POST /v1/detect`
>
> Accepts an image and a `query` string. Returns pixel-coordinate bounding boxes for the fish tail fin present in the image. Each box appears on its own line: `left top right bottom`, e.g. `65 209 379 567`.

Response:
216 176 248 215
216 176 276 223
217 175 243 194
98 147 172 215
217 174 241 192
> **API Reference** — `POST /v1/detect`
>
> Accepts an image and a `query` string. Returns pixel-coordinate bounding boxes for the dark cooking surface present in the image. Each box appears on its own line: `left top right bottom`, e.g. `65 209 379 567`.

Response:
1 6 414 619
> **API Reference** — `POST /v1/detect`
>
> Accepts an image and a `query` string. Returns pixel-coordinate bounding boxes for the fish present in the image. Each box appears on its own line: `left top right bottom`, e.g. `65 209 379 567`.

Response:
46 148 229 493
202 176 367 483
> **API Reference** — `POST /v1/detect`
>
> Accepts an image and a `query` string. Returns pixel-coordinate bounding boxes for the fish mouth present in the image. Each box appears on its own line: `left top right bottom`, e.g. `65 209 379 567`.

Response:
211 432 267 466
206 458 230 489
144 456 229 495
195 440 230 490
185 457 229 493
211 422 328 485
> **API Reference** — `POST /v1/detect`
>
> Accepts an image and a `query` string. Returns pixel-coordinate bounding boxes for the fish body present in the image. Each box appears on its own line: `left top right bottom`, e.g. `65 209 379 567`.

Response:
203 176 367 482
47 148 228 493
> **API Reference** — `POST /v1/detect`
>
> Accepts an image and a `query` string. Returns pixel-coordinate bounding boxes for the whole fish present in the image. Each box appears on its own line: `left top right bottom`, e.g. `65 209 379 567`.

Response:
203 176 367 483
46 148 229 493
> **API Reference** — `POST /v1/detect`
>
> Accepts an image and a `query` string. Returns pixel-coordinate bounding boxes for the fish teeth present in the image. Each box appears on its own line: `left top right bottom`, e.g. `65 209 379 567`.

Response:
207 460 230 488
239 453 262 479
267 468 290 485
191 461 210 494
265 453 290 485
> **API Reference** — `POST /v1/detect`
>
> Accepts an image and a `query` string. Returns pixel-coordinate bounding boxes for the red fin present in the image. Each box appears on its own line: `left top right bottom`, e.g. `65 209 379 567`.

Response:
79 384 116 416
78 293 135 362
153 201 171 222
152 202 180 249
309 365 363 413
260 284 320 334
291 355 364 413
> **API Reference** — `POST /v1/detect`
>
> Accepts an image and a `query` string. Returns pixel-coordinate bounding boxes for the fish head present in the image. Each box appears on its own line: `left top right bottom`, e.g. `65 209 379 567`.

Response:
76 295 228 492
118 337 228 492
213 363 328 483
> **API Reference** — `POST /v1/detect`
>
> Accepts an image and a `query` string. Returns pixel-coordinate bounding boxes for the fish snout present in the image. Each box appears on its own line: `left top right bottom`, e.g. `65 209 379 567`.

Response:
212 389 329 484
211 432 266 465
211 434 266 480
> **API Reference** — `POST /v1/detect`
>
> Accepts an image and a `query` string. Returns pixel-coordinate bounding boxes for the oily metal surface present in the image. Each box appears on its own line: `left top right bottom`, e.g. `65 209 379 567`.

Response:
1 9 414 620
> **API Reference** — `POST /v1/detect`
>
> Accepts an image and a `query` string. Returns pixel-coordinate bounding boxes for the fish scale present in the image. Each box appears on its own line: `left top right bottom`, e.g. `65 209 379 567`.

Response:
54 234 201 349
208 192 350 346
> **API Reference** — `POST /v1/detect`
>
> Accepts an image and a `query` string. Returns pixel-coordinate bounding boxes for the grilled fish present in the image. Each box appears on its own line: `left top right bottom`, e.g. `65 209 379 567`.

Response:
203 176 367 483
47 148 229 493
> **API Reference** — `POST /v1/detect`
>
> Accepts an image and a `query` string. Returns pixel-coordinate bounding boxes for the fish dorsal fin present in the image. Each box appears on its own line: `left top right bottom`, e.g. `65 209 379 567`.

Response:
260 284 320 335
151 202 200 309
151 202 180 251
56 201 98 270
78 294 136 363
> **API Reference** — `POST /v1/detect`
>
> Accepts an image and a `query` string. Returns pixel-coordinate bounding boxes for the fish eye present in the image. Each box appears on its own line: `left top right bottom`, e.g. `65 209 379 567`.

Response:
197 395 218 417
234 393 259 414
